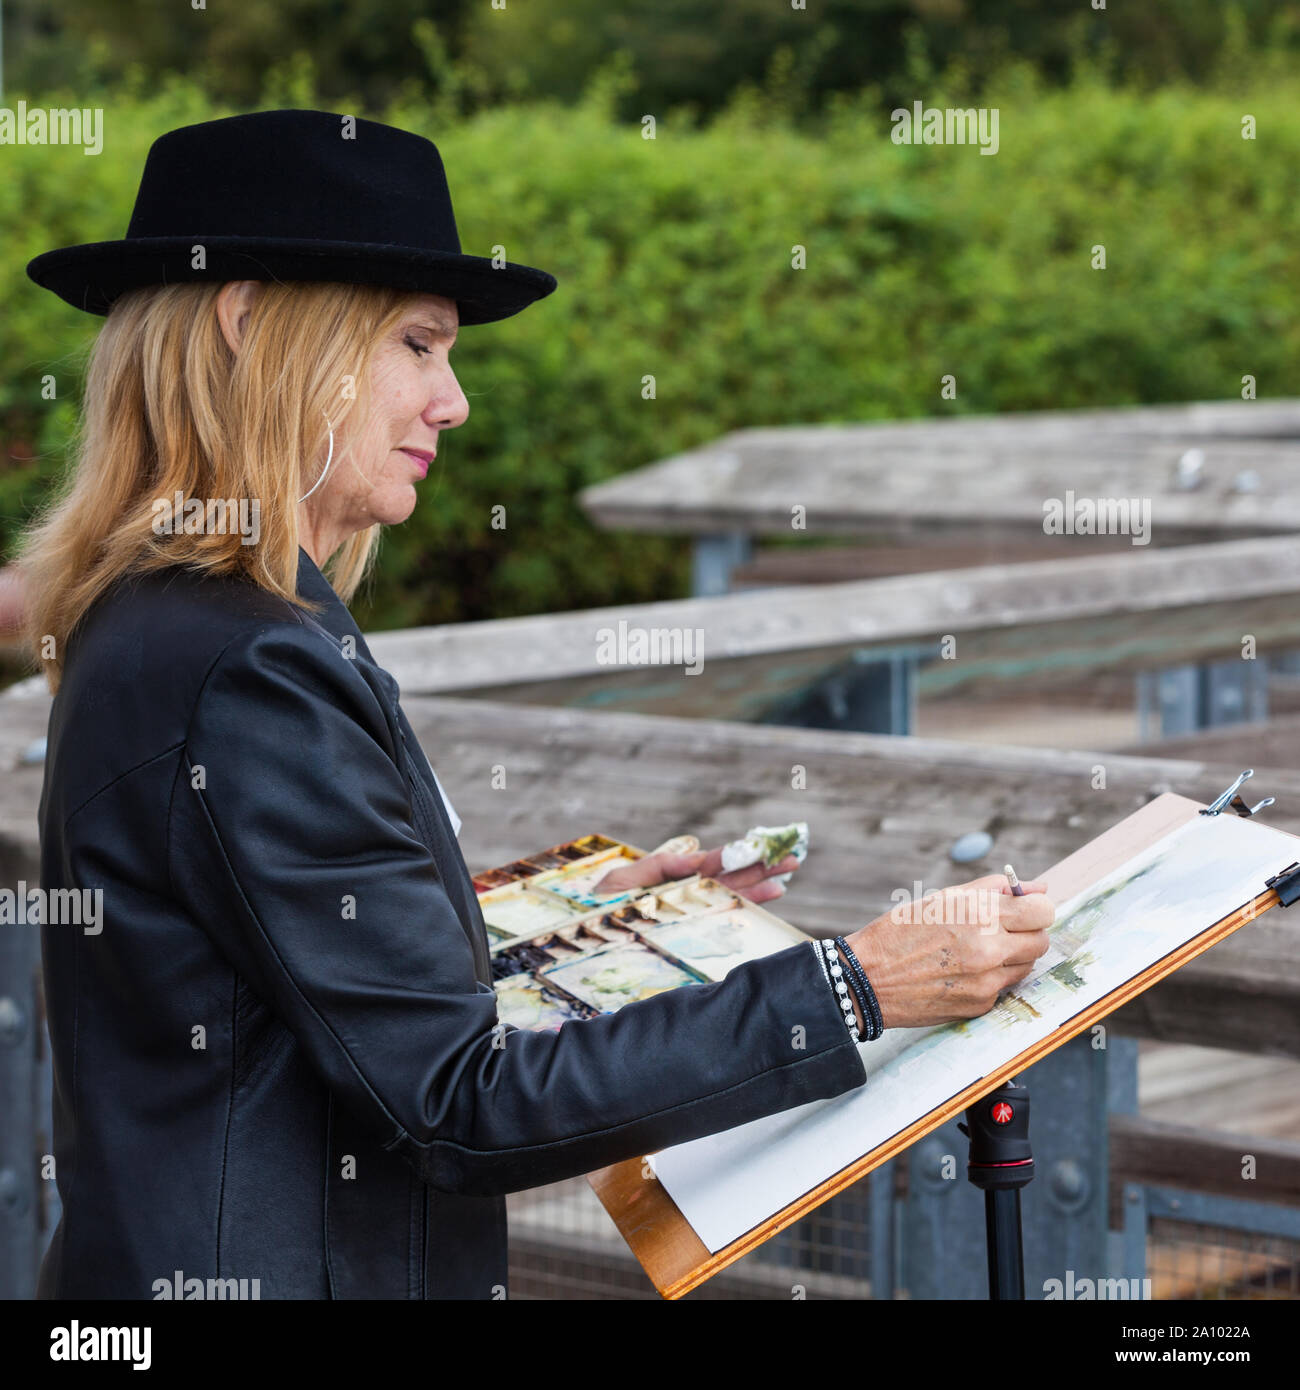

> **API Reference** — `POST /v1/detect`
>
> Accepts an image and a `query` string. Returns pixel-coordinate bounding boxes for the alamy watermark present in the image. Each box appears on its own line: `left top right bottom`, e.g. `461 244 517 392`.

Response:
0 103 103 156
890 101 999 155
152 1270 261 1299
152 493 261 545
50 1323 150 1369
1044 1270 1152 1299
1 883 102 934
889 882 1007 930
595 619 705 675
1043 491 1151 546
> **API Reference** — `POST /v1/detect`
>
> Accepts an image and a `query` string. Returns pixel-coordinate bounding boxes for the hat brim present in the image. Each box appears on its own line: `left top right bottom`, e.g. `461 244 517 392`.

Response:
26 236 558 325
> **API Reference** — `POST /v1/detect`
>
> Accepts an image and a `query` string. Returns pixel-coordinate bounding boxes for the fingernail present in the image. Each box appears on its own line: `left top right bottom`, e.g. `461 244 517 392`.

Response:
650 834 700 856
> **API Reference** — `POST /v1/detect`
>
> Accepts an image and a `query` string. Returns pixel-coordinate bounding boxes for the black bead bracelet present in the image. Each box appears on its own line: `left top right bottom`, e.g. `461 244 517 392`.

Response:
835 935 884 1041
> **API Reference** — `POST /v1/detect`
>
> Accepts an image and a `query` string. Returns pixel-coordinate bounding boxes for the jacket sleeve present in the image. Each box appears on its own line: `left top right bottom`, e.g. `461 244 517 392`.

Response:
171 621 867 1197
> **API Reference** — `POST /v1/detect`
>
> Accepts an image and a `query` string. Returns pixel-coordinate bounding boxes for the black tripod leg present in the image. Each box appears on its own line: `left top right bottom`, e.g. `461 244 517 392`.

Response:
985 1188 1025 1300
963 1080 1033 1300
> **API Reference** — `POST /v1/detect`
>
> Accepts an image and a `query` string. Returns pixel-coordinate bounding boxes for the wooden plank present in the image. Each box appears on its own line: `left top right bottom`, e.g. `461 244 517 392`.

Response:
709 400 1300 445
354 590 1300 719
1147 1240 1296 1300
1108 1113 1300 1223
579 402 1300 538
9 538 1273 722
1119 714 1300 767
1137 1043 1300 1138
351 536 1300 703
732 536 1143 585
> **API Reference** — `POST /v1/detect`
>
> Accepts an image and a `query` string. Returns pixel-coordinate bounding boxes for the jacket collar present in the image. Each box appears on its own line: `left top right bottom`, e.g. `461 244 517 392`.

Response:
295 546 377 664
295 546 471 906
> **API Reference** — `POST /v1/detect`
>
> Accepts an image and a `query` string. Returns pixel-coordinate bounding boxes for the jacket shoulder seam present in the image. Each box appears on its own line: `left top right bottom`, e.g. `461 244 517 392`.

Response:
59 608 319 829
62 742 186 828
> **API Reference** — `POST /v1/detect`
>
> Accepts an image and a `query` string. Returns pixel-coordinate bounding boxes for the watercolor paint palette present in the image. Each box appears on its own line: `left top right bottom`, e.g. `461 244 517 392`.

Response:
473 834 809 1032
471 833 626 895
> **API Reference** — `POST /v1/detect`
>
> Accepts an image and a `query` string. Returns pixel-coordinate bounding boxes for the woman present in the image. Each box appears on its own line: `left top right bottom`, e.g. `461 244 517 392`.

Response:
19 109 1053 1299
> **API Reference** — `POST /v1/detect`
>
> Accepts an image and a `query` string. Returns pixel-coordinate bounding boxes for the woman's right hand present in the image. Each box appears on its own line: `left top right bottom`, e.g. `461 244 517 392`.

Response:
844 874 1055 1029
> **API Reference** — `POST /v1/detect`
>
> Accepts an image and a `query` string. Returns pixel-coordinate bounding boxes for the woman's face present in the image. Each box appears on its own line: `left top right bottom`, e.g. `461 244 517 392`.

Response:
308 291 469 557
217 282 471 564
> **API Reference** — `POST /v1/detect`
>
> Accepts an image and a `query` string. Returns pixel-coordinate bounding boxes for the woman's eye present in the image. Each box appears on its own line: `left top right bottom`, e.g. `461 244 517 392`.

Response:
405 336 433 357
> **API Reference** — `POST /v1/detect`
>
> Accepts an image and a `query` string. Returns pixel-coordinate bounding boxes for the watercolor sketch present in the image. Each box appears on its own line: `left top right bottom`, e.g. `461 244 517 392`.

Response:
648 811 1300 1255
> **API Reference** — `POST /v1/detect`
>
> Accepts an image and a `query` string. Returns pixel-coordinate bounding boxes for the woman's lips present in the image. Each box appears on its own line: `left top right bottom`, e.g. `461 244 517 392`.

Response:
400 448 433 478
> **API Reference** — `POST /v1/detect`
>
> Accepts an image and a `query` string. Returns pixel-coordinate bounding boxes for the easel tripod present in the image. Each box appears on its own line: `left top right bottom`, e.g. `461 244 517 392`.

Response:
959 1078 1034 1299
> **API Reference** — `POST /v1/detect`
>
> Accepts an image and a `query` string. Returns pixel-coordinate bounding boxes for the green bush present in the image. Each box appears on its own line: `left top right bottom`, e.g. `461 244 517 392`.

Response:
4 49 1300 638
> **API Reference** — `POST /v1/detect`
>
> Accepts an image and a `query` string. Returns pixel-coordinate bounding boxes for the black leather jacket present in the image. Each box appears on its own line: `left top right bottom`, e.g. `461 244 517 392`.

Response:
35 548 866 1299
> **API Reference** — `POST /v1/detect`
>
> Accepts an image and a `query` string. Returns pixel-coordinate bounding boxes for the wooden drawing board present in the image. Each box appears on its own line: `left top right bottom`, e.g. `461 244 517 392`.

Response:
587 792 1298 1298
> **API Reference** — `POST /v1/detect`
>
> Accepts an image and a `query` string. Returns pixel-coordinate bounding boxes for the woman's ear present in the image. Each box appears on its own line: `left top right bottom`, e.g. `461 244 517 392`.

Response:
215 280 263 355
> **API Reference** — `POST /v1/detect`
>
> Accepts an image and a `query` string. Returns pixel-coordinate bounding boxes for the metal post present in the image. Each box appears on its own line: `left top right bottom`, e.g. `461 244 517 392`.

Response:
867 1160 896 1298
761 648 919 735
1201 657 1268 727
1137 660 1267 739
0 904 37 1297
690 532 753 597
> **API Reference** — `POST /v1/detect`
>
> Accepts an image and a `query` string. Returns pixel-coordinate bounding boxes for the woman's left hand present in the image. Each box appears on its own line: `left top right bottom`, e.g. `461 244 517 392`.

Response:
590 842 802 905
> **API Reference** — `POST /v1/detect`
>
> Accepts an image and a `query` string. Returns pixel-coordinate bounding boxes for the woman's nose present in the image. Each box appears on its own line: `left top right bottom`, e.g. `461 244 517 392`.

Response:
423 370 469 430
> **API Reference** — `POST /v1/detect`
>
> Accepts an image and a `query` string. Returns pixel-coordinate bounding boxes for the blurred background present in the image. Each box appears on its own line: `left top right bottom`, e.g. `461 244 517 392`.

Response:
3 0 1300 1303
3 1 1300 659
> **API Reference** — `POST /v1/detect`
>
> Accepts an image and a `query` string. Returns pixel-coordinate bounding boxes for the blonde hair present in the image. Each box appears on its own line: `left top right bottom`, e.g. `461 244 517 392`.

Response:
18 279 420 692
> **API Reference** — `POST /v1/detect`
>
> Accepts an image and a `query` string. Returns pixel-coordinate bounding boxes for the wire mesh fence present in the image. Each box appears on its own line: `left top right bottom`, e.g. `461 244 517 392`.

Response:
507 1179 1300 1300
506 1177 877 1300
1147 1218 1300 1300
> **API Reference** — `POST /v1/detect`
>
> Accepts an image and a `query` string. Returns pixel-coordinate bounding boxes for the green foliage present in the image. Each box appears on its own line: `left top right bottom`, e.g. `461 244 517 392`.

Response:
5 50 1300 634
9 1 1300 120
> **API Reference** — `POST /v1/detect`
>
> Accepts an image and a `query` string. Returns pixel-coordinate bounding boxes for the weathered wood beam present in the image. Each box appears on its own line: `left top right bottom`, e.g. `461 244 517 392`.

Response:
579 401 1300 538
356 537 1300 706
1108 1113 1300 1227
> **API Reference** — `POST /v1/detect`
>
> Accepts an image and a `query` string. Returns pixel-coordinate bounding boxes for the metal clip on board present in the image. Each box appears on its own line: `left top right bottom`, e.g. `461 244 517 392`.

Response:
1198 768 1275 819
1265 862 1300 907
1198 770 1300 906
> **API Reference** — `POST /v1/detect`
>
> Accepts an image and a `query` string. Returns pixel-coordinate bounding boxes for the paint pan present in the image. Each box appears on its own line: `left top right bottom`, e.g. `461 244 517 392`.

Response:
539 939 707 1014
503 859 545 879
473 868 516 894
477 881 589 939
494 975 594 1031
641 906 805 981
530 846 643 907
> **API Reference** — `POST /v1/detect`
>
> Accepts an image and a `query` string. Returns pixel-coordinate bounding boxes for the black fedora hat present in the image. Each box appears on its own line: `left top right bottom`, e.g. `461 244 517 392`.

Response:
26 108 558 325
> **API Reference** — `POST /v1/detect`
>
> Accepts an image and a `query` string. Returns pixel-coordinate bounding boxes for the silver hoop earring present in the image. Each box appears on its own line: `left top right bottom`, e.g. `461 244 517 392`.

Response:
298 420 335 504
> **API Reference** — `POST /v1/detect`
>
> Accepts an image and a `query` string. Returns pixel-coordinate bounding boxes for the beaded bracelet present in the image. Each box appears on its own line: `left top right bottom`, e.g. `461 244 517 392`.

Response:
835 936 884 1041
839 938 884 1040
830 936 874 1039
814 937 861 1044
